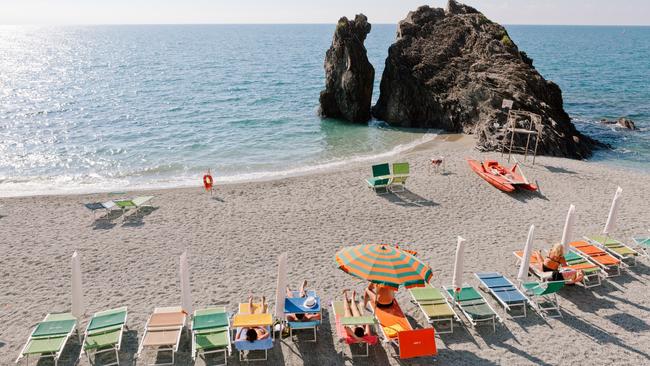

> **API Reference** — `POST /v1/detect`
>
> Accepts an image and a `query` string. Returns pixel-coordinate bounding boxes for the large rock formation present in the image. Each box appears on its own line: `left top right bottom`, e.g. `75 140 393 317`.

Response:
319 14 375 123
372 0 598 158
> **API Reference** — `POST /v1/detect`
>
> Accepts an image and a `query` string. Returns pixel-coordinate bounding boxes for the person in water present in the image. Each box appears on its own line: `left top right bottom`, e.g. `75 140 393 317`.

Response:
533 243 585 284
236 295 270 343
285 280 321 322
343 289 372 342
363 282 395 310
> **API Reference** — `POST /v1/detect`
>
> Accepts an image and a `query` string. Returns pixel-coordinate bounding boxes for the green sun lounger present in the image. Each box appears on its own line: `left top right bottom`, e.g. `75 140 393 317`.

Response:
79 307 127 366
633 236 650 256
16 313 78 366
522 281 564 318
114 196 154 220
191 307 231 366
586 235 640 266
365 163 391 194
409 285 459 334
444 285 499 332
563 250 604 288
389 162 410 192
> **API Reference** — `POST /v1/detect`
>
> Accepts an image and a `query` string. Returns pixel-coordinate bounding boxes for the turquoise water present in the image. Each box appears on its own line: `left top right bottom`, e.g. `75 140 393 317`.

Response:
0 25 648 196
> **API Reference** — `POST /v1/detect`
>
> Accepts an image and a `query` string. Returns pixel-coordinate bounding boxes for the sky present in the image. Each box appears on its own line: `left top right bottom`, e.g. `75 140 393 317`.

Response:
2 0 649 26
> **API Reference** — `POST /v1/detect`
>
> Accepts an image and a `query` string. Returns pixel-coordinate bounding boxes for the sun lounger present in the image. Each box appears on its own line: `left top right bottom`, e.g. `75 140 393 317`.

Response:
137 306 186 366
79 307 127 366
114 196 154 219
389 162 410 192
513 250 603 288
191 307 231 366
232 303 274 362
444 285 499 332
373 299 437 359
284 291 321 342
84 201 118 219
570 240 622 276
408 285 459 334
366 163 392 194
475 273 531 318
521 281 564 318
331 301 378 358
633 236 650 256
586 235 640 266
16 313 78 366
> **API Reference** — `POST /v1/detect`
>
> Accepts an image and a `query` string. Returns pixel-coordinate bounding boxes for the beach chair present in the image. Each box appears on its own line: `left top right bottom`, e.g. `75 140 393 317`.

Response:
137 306 186 366
444 285 500 332
191 307 231 366
232 302 274 362
330 300 378 358
16 313 78 366
521 281 564 318
365 163 391 194
586 235 640 267
389 162 410 192
114 196 154 219
570 240 623 276
408 285 459 334
84 201 118 220
373 299 437 359
633 235 650 256
284 291 321 342
475 273 531 318
513 250 603 288
79 307 127 366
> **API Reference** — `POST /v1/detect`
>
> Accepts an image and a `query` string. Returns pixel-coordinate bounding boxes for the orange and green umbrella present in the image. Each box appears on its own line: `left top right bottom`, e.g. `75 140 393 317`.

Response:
335 244 433 290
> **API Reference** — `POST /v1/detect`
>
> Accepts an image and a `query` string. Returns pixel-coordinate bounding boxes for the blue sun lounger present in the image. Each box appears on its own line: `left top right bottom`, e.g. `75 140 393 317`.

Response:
475 272 531 318
284 291 322 342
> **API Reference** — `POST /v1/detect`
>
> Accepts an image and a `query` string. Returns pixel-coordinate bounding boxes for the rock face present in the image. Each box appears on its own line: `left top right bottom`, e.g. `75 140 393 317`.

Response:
601 117 636 130
372 0 598 158
319 14 375 123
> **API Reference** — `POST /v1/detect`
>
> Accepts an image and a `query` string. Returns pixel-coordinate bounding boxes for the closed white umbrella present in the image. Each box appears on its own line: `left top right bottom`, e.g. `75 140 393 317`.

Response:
275 252 288 320
561 205 576 252
451 236 466 298
603 186 623 235
180 251 193 315
517 225 535 283
71 251 84 319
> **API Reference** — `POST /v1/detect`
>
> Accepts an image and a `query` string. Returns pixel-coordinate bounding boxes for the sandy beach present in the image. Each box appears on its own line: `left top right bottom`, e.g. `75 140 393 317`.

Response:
1 134 649 366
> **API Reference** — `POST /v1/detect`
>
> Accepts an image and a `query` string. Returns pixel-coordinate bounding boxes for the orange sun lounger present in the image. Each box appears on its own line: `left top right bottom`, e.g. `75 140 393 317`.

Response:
373 300 437 359
570 241 622 276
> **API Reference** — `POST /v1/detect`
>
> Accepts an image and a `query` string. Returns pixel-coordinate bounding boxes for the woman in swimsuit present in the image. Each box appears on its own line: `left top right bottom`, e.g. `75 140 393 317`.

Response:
236 295 270 342
343 289 371 341
534 243 584 284
363 282 395 310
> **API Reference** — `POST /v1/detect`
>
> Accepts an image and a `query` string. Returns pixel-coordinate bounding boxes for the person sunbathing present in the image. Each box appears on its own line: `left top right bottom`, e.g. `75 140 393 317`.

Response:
236 295 270 342
285 280 321 322
343 289 372 342
534 243 585 284
363 282 395 310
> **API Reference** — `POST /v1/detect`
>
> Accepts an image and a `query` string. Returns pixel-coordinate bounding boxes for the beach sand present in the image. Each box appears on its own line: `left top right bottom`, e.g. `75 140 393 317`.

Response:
1 134 649 365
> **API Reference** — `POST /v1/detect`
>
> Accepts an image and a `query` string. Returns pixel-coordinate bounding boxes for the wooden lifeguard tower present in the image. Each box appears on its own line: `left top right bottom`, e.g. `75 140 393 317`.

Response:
500 105 543 165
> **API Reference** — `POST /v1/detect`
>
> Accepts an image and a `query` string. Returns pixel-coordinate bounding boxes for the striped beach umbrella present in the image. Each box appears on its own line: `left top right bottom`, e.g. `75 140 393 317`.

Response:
335 244 433 290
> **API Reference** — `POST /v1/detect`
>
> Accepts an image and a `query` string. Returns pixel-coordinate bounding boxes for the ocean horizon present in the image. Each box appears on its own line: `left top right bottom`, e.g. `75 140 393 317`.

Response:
1 24 648 197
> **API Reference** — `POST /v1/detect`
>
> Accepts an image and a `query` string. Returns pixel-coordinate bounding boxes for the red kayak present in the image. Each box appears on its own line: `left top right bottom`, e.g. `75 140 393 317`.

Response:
467 159 538 192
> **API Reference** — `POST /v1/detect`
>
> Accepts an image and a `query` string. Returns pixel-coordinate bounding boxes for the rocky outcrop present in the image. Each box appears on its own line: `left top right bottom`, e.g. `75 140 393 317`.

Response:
319 14 375 123
372 0 598 158
601 117 636 130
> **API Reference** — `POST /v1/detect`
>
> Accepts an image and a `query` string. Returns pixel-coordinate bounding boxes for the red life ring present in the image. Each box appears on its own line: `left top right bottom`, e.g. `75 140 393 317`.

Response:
203 174 213 191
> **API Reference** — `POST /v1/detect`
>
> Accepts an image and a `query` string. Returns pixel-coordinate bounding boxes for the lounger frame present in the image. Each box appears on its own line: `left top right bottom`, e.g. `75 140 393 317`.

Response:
443 285 500 332
330 301 377 358
15 314 79 366
408 287 460 334
191 308 231 366
136 308 185 366
474 273 531 318
522 281 564 318
79 307 128 366
585 235 639 267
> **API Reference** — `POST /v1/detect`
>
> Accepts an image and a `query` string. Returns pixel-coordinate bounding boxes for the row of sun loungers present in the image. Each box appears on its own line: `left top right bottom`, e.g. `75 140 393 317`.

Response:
84 195 154 221
365 162 410 194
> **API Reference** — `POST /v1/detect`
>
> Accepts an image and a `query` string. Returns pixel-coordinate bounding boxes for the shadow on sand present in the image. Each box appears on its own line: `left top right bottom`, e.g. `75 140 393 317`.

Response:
543 165 578 174
379 189 438 208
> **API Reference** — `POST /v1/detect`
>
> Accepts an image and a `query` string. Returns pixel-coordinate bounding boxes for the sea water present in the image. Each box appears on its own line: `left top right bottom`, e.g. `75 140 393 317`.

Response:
0 25 648 196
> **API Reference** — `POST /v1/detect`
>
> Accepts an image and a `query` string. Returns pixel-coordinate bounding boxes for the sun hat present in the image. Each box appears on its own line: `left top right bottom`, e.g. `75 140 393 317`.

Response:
303 296 317 308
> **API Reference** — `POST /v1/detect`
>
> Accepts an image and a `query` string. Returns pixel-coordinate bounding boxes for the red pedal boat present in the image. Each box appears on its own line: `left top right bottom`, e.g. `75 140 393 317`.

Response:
467 159 538 192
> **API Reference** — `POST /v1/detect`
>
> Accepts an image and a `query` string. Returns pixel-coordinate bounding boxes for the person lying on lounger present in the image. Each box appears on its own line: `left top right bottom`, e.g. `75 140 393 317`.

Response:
534 243 585 284
363 282 395 310
285 280 321 322
343 289 372 342
236 295 270 342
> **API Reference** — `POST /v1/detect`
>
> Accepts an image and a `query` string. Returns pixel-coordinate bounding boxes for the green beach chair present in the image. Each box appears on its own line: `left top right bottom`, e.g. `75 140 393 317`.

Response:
114 196 154 220
522 281 564 318
191 307 231 366
79 307 128 366
365 163 391 194
409 285 459 334
563 250 604 288
389 162 410 192
632 235 650 256
16 313 78 366
586 235 640 267
444 285 500 332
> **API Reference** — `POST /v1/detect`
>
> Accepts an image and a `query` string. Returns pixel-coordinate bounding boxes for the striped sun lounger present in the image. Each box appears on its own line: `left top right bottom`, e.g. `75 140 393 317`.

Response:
475 273 531 318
